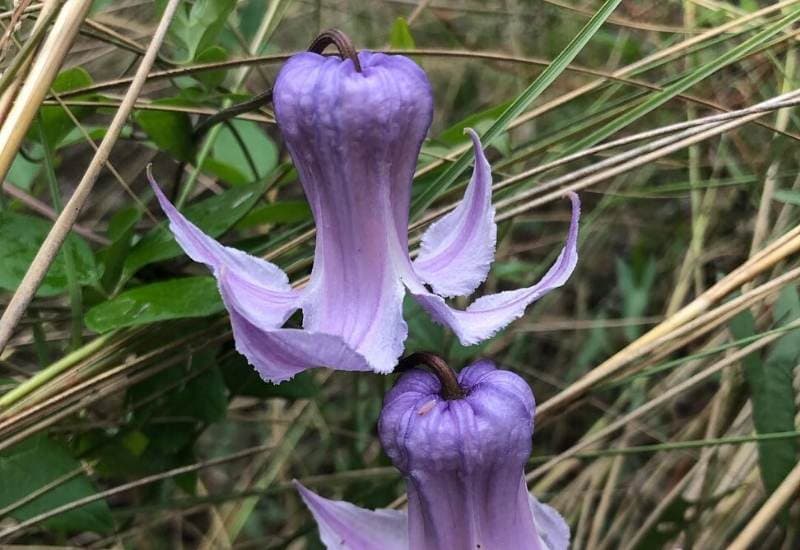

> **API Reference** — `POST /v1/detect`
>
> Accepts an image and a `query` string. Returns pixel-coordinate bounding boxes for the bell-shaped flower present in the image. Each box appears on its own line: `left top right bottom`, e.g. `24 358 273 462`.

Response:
150 50 580 382
296 358 570 549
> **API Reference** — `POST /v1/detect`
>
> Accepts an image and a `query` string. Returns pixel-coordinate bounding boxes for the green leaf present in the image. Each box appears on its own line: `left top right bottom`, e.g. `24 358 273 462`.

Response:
210 119 278 185
236 200 312 228
36 67 94 149
85 276 224 332
434 100 512 147
122 178 267 280
615 257 656 342
170 0 236 61
773 188 800 206
730 288 800 498
389 17 415 49
99 207 141 293
0 435 113 533
411 0 623 216
0 211 100 296
222 354 318 399
564 6 800 157
134 99 194 162
194 45 228 89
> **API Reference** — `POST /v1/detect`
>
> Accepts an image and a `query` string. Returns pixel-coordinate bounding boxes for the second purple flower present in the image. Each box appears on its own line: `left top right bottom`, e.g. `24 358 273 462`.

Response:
151 49 581 382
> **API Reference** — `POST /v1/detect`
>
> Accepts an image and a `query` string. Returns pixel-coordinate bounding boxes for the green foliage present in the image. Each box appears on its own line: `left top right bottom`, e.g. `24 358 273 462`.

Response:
730 287 800 498
222 354 319 398
168 0 237 62
0 211 100 296
121 178 269 280
615 257 656 342
35 67 95 149
0 435 113 533
85 276 223 332
209 119 278 185
236 200 312 228
134 99 195 162
411 0 623 215
389 17 415 49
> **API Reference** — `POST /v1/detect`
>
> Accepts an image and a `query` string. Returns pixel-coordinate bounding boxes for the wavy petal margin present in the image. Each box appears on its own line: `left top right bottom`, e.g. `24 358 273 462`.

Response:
413 129 496 297
295 481 409 550
407 192 580 345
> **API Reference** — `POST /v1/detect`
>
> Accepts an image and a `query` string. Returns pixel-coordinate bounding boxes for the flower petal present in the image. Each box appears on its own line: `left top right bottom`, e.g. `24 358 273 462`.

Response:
406 192 580 345
529 494 571 550
294 481 409 550
220 270 372 382
149 176 296 294
274 52 432 374
413 129 496 297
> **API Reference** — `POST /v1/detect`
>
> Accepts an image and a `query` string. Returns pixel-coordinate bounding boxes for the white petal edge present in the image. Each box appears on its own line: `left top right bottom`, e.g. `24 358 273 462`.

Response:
413 128 496 297
295 481 409 550
530 494 570 550
407 192 580 345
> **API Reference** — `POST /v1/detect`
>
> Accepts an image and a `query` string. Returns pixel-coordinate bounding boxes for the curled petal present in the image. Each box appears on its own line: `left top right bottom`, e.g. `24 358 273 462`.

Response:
413 129 496 297
220 270 371 382
379 362 542 549
149 176 295 293
274 51 430 374
407 192 580 345
530 495 571 550
294 481 409 550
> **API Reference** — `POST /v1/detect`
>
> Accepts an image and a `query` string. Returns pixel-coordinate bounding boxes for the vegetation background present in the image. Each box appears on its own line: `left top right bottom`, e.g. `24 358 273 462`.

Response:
0 0 799 548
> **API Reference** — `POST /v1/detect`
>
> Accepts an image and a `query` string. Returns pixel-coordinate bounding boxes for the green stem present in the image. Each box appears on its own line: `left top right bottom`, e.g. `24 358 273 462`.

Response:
37 117 83 350
0 331 115 409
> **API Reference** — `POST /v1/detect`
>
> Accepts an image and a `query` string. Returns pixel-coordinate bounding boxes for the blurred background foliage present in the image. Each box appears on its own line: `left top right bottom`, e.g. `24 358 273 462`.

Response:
0 0 799 548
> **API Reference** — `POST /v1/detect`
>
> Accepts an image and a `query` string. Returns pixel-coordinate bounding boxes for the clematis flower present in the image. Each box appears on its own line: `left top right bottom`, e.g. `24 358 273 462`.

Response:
150 49 580 382
295 356 570 549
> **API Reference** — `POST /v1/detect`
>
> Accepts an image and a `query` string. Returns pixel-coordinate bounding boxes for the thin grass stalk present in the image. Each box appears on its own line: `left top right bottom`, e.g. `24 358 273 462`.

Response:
527 318 800 483
0 0 89 183
0 0 59 125
0 0 182 354
0 443 277 541
728 459 800 549
523 115 800 419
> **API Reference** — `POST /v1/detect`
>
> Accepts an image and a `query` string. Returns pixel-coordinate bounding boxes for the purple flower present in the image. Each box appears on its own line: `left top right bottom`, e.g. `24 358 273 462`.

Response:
296 359 570 549
150 51 580 382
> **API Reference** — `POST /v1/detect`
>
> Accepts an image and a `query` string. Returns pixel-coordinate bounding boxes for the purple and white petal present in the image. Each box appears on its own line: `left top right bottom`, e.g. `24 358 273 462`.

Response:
530 494 571 550
149 176 296 297
274 52 433 373
295 481 409 550
220 270 371 382
406 192 580 345
413 129 496 297
379 361 545 550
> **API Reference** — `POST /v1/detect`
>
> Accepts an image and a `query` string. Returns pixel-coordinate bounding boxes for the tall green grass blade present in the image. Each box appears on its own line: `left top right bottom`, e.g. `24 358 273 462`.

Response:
410 0 623 216
730 288 800 501
565 7 800 155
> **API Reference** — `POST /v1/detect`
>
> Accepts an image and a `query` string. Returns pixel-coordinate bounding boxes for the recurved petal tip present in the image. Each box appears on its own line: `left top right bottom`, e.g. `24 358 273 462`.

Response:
294 481 409 550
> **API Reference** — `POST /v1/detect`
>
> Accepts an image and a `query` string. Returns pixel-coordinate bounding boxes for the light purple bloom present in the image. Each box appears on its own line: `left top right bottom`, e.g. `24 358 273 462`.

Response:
150 51 580 382
296 360 570 549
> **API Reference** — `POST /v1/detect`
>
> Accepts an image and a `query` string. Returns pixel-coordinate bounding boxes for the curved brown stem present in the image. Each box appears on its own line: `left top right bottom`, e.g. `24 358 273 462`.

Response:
308 28 362 72
397 352 465 400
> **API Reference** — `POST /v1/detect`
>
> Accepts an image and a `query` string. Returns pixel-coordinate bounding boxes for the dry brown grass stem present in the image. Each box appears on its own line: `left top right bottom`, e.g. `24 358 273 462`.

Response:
0 442 277 541
0 0 87 179
537 231 800 421
0 0 182 354
411 0 800 179
495 90 800 220
526 317 800 483
0 0 59 125
0 181 108 244
413 91 800 235
728 459 800 549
